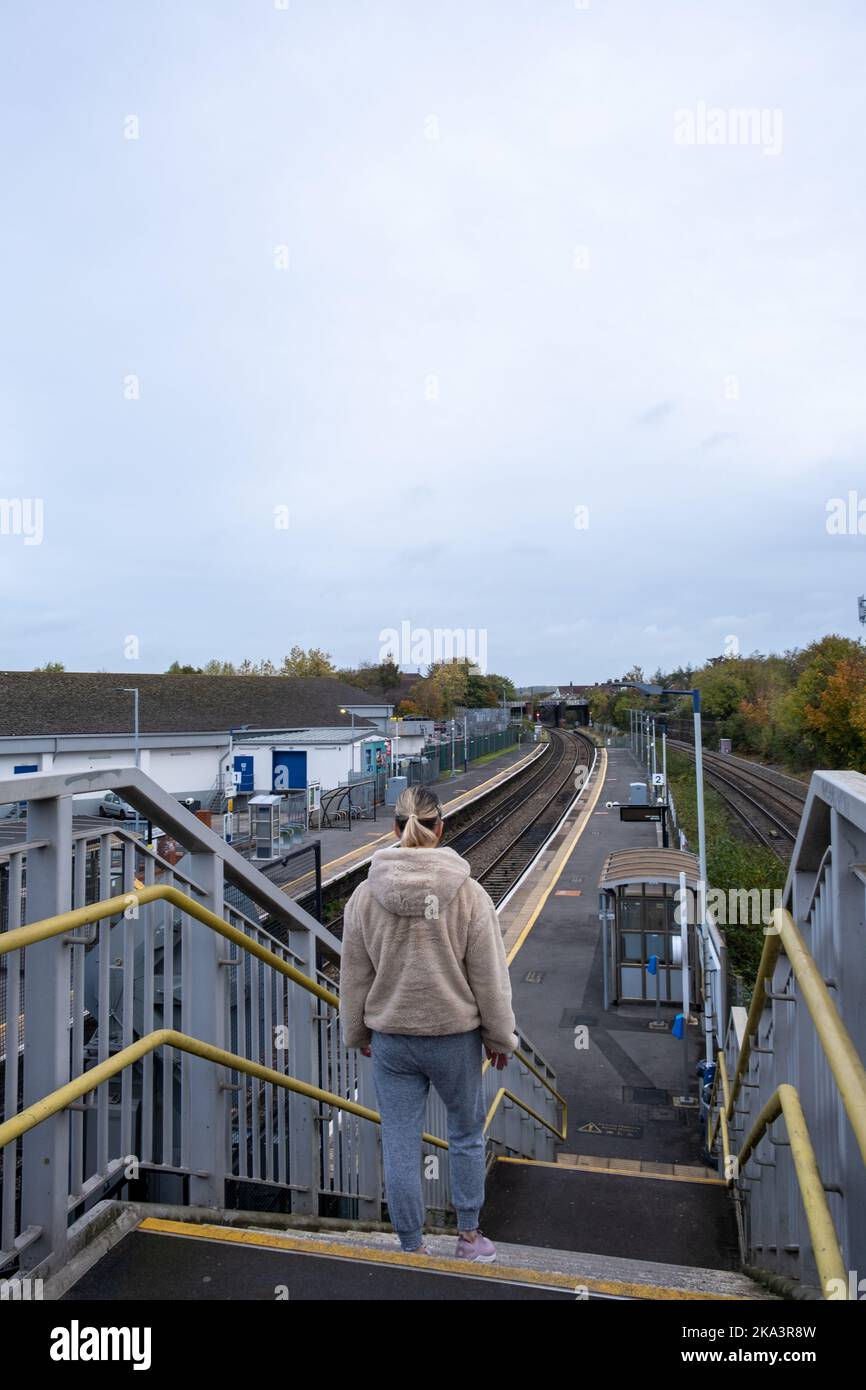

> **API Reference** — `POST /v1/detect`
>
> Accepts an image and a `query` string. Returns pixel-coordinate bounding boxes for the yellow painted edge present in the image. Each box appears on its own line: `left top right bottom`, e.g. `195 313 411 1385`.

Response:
496 1156 725 1186
506 746 608 966
137 1217 743 1300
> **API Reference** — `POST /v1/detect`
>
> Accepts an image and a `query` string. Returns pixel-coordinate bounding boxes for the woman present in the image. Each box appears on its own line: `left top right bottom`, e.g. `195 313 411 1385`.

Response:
339 783 518 1262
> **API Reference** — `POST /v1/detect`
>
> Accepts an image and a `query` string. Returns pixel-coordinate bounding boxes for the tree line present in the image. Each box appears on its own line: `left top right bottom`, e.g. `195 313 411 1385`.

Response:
165 649 516 720
589 634 866 771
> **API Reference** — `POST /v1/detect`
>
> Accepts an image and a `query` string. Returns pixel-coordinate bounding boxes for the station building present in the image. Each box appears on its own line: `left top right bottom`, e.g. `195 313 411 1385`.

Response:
0 670 382 813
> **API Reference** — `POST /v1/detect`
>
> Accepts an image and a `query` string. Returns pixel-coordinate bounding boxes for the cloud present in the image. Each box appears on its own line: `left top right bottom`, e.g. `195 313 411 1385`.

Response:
395 542 445 564
700 432 738 450
633 400 677 428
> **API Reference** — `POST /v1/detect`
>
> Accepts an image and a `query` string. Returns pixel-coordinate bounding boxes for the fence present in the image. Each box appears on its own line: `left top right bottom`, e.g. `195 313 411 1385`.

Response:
434 724 521 775
320 775 384 830
711 770 866 1294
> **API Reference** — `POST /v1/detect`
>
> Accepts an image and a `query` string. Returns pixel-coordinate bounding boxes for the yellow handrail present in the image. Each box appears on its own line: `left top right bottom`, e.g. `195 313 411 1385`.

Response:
704 904 866 1299
707 1049 732 1177
484 1087 566 1142
0 884 341 1006
0 1028 448 1153
0 1028 565 1159
0 885 566 1125
719 907 866 1166
736 1084 848 1299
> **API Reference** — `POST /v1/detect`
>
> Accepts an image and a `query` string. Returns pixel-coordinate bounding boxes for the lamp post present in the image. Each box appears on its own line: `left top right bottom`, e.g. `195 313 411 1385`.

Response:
114 687 140 769
226 723 250 796
620 682 707 886
621 683 707 1095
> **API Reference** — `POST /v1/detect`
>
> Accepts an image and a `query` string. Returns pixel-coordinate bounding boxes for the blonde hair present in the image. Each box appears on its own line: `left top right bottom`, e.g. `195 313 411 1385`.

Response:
394 784 443 848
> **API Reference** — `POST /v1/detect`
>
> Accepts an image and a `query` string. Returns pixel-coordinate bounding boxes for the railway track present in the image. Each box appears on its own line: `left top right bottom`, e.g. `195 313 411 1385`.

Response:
669 740 807 860
317 728 593 939
447 728 592 902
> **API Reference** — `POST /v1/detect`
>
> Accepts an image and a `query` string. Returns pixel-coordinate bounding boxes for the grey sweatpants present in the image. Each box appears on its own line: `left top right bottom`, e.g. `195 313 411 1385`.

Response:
370 1026 487 1251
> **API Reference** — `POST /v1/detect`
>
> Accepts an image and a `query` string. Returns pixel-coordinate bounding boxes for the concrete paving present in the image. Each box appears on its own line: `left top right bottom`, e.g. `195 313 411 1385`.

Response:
502 745 709 1168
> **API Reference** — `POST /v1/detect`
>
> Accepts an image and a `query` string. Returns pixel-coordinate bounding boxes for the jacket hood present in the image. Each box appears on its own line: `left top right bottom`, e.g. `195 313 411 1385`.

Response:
365 844 472 917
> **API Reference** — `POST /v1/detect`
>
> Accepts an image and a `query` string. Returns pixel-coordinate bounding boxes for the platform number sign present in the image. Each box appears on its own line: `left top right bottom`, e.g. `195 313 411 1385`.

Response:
652 773 665 787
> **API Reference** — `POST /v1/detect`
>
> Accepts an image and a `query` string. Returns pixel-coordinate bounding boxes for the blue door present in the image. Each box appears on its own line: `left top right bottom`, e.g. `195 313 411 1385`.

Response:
233 755 254 793
272 750 307 791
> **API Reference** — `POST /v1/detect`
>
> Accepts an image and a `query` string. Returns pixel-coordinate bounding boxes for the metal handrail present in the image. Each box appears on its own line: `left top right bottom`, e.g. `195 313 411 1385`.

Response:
485 1087 566 1142
0 1029 444 1154
0 883 341 1006
704 903 866 1299
0 1028 564 1159
0 884 566 1112
735 1084 847 1298
706 1049 732 1176
712 907 866 1167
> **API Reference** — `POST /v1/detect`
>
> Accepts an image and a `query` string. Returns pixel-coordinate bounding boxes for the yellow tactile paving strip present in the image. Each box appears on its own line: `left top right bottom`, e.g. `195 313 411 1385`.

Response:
137 1217 746 1300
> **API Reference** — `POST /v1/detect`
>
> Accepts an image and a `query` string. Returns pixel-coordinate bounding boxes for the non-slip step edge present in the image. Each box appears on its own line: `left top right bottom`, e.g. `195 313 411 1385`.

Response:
140 1217 777 1301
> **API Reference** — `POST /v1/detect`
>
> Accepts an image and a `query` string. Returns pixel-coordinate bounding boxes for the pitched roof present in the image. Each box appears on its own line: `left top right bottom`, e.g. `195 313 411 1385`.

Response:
0 671 380 737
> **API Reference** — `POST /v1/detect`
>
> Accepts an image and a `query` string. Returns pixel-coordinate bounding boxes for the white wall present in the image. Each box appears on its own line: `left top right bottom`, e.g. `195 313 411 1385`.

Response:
0 740 225 814
236 739 375 793
146 746 223 796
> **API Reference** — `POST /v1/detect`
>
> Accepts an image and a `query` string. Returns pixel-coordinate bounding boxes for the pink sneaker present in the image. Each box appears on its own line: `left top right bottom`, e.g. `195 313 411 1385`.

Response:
455 1229 496 1263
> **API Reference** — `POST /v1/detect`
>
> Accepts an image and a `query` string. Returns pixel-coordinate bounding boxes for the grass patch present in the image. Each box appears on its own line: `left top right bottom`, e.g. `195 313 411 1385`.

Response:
437 742 521 777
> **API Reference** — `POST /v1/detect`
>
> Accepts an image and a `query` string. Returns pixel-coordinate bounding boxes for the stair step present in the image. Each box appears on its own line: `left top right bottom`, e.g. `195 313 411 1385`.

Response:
179 1219 776 1300
552 1153 721 1183
484 1156 742 1274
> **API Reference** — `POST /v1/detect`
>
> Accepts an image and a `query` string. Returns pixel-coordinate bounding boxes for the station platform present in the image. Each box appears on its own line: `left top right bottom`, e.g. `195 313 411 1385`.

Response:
269 738 547 901
500 745 710 1169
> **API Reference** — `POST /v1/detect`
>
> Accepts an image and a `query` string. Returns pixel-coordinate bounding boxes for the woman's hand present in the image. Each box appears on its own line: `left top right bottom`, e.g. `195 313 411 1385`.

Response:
360 1045 372 1057
485 1046 509 1070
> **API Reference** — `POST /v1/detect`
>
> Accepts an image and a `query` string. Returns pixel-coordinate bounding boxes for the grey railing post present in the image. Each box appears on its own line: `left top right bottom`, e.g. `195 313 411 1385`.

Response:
20 793 73 1273
287 924 318 1215
184 850 227 1208
357 1057 382 1221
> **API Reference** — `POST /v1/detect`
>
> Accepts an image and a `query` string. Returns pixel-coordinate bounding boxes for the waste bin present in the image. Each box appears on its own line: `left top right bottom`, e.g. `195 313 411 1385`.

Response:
385 776 407 806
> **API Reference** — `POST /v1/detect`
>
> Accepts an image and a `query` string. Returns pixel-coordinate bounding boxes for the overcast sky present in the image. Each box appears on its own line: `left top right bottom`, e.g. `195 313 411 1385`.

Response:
2 1 865 684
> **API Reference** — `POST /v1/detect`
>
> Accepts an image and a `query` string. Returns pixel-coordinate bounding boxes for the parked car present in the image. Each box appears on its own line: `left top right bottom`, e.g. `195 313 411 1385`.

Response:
98 791 136 820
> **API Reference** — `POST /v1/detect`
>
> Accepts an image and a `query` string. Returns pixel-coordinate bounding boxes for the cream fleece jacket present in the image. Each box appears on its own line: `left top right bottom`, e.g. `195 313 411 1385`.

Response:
339 843 519 1055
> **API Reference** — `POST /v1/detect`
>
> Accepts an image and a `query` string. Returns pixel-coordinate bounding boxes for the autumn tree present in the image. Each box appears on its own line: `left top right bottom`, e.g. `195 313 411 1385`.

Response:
280 647 337 678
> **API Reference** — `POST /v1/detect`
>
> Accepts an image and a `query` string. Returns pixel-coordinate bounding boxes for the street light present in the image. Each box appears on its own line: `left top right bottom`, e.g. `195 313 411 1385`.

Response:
114 687 140 769
620 682 707 886
226 724 250 796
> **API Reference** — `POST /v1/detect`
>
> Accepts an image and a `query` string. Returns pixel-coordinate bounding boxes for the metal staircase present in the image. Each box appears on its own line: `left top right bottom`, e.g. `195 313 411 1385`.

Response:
2 765 865 1300
0 766 562 1292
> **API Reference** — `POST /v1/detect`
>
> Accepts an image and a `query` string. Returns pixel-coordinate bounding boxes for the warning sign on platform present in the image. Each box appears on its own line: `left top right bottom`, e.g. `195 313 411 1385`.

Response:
577 1121 643 1139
